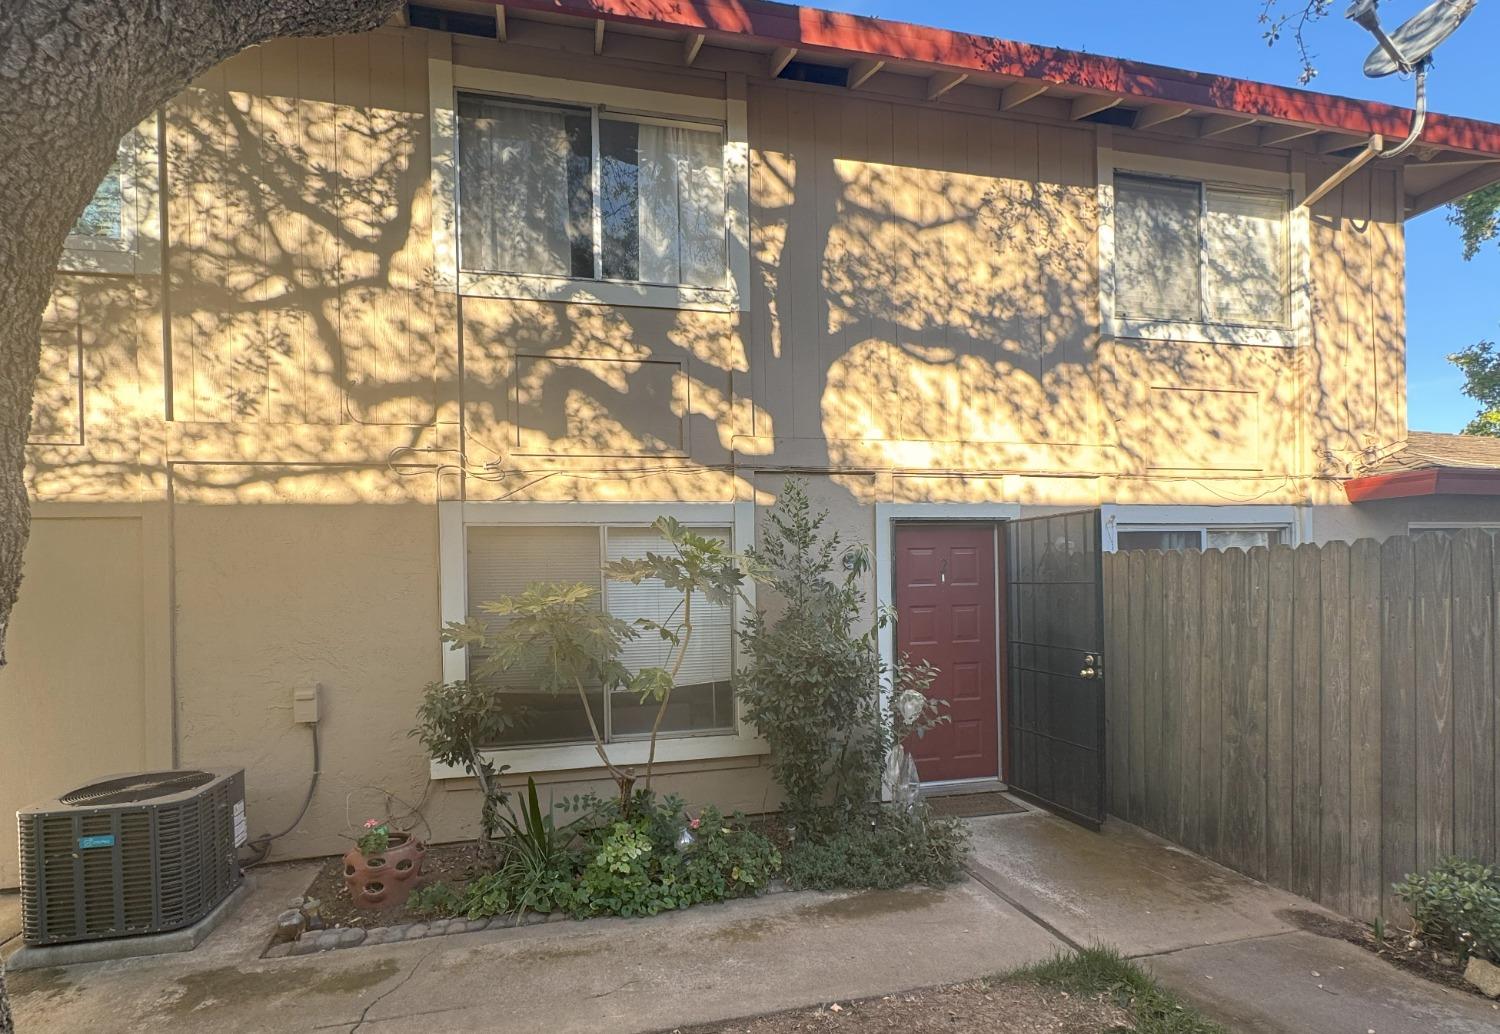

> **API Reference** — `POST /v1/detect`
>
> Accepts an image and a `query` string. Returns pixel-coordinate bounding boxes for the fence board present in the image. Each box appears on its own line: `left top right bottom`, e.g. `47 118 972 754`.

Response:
1127 549 1148 824
1219 549 1247 870
1243 547 1270 880
1292 543 1323 901
1381 535 1417 922
1452 529 1495 862
1265 544 1296 890
1144 552 1166 836
1414 533 1454 873
1348 538 1383 919
1494 536 1500 875
1178 550 1203 854
1319 541 1352 917
1105 554 1131 820
1162 551 1185 839
1199 550 1224 859
1104 533 1500 926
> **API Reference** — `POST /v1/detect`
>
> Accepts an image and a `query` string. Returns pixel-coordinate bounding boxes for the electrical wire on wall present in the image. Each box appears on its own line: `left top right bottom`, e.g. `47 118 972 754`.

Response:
239 722 320 868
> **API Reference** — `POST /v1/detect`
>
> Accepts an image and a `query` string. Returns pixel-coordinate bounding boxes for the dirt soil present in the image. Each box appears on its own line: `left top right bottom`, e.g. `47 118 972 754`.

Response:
1282 907 1481 997
662 978 1134 1033
303 841 491 930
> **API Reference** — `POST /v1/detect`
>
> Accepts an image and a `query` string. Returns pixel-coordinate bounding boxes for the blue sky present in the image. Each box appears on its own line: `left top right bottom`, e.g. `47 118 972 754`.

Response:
816 0 1499 432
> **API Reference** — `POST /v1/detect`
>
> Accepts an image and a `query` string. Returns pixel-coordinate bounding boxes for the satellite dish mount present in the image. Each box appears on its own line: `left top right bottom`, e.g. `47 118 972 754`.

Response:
1344 0 1478 157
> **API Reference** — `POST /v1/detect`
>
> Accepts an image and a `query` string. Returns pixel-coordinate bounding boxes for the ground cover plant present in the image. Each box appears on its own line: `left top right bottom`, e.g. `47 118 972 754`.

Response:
737 480 972 889
407 789 779 922
1395 857 1500 965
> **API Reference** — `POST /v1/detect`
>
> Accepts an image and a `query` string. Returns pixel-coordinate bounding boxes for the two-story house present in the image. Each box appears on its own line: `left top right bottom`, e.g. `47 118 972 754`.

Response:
6 0 1500 882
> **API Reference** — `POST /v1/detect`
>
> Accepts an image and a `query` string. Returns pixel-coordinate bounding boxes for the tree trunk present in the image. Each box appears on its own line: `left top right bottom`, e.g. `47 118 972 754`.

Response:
0 959 12 1034
0 2 403 661
0 1 402 1025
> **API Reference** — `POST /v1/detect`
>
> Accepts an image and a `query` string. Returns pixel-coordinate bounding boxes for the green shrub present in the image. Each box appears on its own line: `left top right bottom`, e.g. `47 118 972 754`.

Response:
1395 857 1500 962
736 480 888 826
783 806 969 891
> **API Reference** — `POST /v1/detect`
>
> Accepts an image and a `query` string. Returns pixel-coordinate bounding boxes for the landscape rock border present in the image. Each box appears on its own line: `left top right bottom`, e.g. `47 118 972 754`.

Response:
262 880 792 958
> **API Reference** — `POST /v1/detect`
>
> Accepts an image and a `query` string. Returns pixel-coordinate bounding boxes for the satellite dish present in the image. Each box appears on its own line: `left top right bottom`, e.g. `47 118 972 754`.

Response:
1345 0 1478 157
1348 0 1477 77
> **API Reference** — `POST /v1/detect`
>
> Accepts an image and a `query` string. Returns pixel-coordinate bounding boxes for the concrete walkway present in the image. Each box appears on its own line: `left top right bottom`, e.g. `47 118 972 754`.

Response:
3 859 1060 1033
967 809 1500 1033
5 805 1499 1033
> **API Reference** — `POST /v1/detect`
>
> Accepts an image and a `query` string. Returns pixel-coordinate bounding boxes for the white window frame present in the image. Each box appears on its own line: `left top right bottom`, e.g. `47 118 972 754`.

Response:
434 500 763 778
429 61 751 313
59 114 162 276
1098 146 1309 349
1102 504 1299 552
1409 522 1500 535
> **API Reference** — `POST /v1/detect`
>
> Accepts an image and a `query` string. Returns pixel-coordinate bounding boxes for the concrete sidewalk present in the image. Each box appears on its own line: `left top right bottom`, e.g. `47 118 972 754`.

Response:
4 861 1061 1033
967 809 1500 1034
7 807 1499 1033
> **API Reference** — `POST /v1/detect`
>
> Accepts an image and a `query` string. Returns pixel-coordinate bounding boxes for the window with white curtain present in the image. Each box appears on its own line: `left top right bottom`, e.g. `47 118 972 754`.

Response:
457 92 727 289
1116 526 1286 553
1114 173 1289 328
465 523 735 747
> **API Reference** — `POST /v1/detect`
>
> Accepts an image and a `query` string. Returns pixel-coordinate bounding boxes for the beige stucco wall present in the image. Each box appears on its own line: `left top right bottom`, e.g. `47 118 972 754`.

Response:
5 22 1428 883
1309 495 1500 543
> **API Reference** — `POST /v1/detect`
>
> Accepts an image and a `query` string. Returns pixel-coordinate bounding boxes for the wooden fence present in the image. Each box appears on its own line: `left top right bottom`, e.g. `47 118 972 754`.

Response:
1103 530 1500 923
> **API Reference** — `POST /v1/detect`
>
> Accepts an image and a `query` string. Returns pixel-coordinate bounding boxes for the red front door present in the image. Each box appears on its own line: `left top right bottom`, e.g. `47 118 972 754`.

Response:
894 524 1002 782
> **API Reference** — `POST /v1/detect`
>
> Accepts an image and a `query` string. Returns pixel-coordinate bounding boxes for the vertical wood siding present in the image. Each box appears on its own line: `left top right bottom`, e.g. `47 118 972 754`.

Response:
1105 529 1500 924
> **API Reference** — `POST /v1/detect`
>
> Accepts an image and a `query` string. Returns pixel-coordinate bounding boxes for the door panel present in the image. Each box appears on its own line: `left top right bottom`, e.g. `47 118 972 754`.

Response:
1005 510 1106 827
895 524 1000 782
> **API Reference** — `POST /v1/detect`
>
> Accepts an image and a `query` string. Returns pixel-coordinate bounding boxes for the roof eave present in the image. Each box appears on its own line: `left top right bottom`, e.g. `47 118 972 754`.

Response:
1345 467 1500 503
487 0 1500 160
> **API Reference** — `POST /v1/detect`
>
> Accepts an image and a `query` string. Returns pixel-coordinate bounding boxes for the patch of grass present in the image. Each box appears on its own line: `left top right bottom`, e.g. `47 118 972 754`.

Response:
1012 945 1226 1034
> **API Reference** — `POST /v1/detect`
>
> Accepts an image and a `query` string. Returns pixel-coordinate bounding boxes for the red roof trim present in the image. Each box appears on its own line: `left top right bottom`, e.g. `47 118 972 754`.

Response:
498 0 1500 157
1345 467 1500 502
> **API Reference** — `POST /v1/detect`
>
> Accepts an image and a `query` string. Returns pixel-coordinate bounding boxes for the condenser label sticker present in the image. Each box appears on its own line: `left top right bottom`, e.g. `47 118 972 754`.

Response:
233 801 248 847
77 835 115 850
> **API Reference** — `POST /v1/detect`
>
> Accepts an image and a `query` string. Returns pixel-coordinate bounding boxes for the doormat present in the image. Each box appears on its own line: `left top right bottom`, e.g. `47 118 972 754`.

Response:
925 792 1025 818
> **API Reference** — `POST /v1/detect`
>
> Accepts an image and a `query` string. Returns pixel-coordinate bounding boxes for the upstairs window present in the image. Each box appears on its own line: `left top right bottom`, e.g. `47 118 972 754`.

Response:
1114 173 1289 329
456 92 727 289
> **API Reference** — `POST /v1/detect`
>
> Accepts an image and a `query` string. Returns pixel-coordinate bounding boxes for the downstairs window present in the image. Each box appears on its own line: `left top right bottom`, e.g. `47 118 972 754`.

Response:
464 522 735 747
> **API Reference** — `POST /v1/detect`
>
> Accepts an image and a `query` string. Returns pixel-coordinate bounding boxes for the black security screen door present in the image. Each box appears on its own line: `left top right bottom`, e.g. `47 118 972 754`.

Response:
1005 510 1106 828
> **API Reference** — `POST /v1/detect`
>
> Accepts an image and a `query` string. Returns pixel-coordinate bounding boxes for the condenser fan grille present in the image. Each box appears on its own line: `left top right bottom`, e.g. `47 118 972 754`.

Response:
59 770 214 807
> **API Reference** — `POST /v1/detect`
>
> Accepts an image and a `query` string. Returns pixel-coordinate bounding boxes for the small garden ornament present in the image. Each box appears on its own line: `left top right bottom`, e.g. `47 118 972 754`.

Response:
344 819 427 910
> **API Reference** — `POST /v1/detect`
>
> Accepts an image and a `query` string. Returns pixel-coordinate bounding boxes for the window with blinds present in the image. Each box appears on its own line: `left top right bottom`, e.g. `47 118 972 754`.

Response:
465 523 735 747
1114 173 1289 328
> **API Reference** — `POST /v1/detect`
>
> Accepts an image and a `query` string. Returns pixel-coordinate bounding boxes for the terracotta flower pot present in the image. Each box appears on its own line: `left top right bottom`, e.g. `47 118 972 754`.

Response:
344 832 426 910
